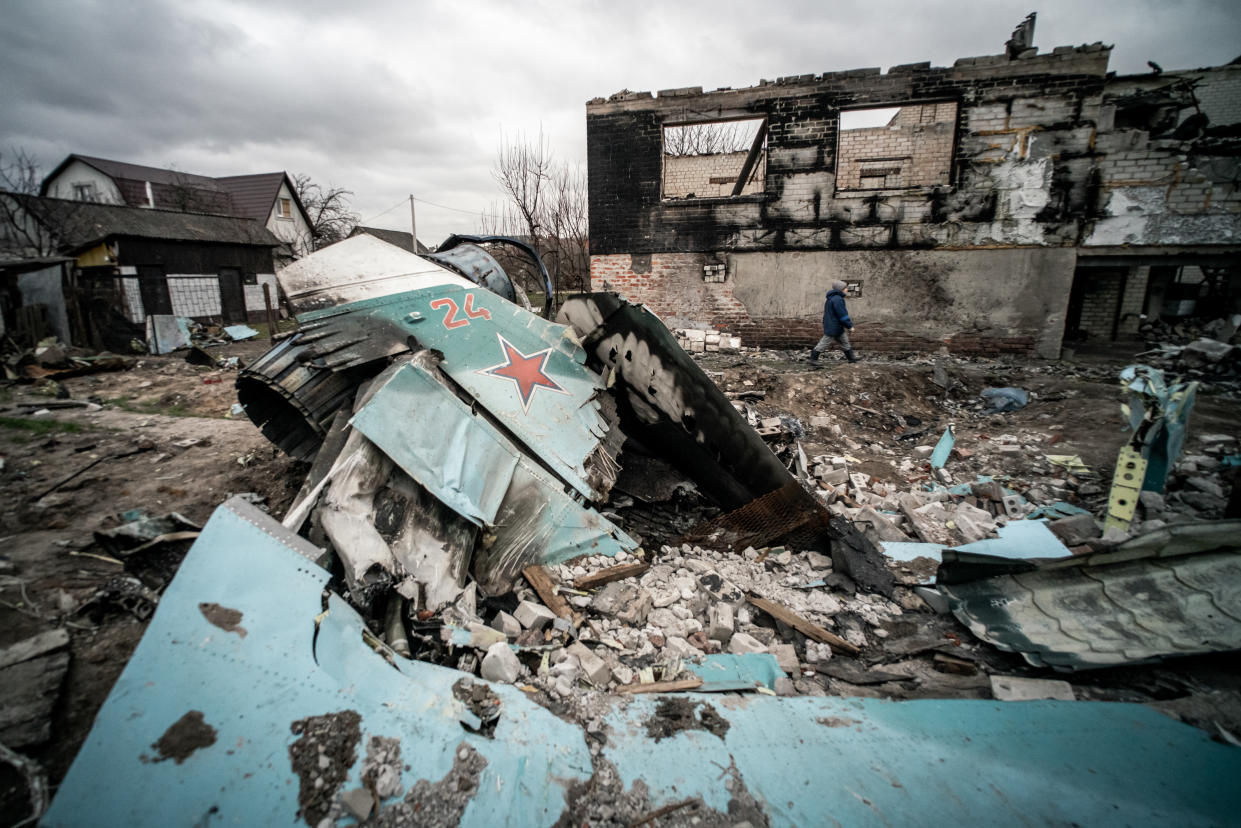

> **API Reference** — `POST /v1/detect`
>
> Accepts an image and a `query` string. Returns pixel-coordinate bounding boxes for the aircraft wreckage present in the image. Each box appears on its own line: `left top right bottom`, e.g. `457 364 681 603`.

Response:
44 235 1241 826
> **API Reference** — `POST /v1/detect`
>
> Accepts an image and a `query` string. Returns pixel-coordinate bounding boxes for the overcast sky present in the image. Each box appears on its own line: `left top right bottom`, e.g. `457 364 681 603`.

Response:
2 0 1238 244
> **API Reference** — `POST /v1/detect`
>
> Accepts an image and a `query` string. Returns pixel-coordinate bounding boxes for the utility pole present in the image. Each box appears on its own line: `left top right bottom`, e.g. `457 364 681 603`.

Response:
409 194 417 253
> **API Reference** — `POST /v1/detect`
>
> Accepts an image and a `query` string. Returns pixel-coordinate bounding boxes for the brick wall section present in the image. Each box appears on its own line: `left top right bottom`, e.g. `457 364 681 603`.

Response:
663 151 765 199
837 103 956 190
1116 265 1150 338
587 46 1112 257
591 253 752 326
1076 271 1123 339
593 252 1040 354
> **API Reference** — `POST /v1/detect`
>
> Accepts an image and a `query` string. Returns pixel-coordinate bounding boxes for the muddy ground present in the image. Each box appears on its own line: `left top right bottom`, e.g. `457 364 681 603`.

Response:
1 339 1239 809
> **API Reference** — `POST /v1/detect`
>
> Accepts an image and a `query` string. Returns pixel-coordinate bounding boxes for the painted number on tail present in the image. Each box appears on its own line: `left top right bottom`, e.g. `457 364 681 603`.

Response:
431 293 492 330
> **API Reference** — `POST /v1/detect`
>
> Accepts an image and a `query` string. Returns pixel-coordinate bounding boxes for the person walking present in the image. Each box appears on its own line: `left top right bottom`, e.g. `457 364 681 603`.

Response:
809 280 859 363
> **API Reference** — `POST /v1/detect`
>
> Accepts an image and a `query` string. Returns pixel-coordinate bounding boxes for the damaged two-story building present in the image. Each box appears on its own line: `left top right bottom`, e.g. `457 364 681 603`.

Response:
586 25 1241 358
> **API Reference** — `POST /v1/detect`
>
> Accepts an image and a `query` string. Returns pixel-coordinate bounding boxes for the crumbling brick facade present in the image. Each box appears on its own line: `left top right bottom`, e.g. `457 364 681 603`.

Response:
586 37 1241 357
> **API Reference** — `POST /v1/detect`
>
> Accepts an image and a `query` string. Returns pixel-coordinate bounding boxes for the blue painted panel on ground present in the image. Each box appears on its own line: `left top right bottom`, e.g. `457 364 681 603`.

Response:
352 362 519 525
46 498 1241 826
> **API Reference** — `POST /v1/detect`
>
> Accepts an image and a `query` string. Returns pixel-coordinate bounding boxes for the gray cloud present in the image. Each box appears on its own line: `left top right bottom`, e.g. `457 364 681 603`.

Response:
3 0 1238 244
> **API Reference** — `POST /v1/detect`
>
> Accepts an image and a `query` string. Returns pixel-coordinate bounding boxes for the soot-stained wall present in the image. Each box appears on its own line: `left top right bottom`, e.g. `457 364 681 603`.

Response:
586 42 1241 356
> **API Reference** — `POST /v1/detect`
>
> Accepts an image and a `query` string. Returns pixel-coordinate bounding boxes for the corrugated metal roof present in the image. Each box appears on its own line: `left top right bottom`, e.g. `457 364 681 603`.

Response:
14 195 281 249
938 520 1241 670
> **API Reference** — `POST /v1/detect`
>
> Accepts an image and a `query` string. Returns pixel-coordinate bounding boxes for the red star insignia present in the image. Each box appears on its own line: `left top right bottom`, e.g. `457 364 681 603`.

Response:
478 334 568 412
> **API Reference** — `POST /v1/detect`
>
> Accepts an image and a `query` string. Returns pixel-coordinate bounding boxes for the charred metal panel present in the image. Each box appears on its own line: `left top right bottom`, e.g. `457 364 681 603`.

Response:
350 358 638 593
558 292 792 508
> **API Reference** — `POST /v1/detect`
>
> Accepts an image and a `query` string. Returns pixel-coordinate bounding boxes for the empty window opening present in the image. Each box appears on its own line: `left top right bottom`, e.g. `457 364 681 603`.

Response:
72 182 97 201
278 197 293 218
836 102 957 192
663 118 767 200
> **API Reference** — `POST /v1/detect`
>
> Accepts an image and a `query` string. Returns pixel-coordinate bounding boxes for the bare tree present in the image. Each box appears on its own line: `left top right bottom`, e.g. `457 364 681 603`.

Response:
484 131 590 297
294 174 359 251
663 121 758 157
0 148 77 258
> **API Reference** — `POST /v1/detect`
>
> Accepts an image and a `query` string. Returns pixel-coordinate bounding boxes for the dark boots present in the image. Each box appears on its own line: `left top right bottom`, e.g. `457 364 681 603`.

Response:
808 349 820 361
845 349 860 363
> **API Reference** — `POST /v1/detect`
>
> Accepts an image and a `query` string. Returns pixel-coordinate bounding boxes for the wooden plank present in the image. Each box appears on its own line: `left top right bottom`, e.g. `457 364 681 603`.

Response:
616 677 703 695
745 595 860 656
574 562 650 591
521 565 576 622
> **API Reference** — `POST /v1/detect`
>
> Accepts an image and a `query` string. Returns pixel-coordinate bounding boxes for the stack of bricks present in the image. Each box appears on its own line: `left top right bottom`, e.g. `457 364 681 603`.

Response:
675 328 742 353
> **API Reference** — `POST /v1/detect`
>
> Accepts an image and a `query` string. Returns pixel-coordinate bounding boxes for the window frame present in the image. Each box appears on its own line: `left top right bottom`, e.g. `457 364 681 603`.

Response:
660 116 770 203
833 100 960 195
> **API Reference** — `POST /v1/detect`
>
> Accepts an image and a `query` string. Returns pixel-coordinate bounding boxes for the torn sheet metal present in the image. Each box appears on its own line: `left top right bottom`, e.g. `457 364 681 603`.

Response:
45 499 1241 826
938 520 1241 670
558 293 792 509
929 425 955 469
881 518 1073 570
351 357 638 592
145 315 191 354
352 361 519 526
685 653 785 692
291 284 614 502
1119 364 1198 492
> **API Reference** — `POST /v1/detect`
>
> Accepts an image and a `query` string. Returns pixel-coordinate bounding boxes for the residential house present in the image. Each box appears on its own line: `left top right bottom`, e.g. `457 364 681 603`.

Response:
348 225 429 253
40 154 313 264
585 20 1241 357
0 194 280 347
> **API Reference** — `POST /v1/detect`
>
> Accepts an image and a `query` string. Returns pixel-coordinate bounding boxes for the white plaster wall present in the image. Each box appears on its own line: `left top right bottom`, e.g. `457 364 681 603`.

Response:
243 273 279 312
44 160 124 203
265 179 313 260
729 247 1077 358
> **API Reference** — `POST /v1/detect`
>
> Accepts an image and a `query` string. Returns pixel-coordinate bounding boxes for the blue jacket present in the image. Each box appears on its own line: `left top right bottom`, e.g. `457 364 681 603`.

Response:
821 289 852 336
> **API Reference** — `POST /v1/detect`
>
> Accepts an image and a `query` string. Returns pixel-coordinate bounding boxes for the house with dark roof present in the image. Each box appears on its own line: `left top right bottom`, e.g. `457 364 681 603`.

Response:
1 193 282 346
347 225 429 253
39 154 313 264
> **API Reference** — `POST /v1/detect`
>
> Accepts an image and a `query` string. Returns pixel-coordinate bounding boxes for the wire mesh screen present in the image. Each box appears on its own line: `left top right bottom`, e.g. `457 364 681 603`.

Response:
679 481 831 552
